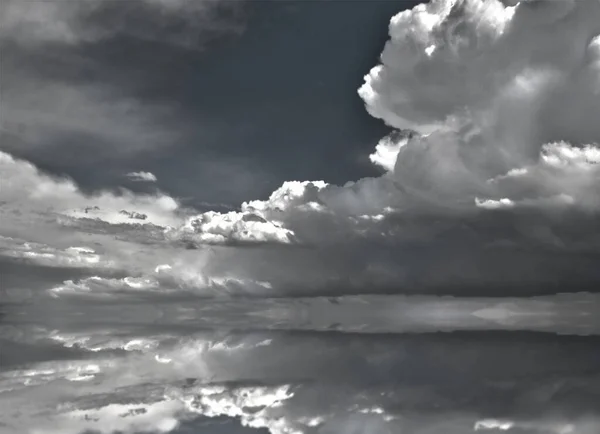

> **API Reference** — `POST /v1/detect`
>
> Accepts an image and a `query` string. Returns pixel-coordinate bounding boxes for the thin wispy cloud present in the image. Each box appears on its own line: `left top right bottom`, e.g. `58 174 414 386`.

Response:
126 171 158 183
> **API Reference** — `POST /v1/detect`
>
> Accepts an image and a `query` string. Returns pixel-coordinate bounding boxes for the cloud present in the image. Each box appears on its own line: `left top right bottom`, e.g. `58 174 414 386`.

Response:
0 151 181 231
0 150 191 302
0 236 106 269
0 0 245 48
172 210 295 246
125 171 158 183
150 0 600 295
357 0 600 212
169 181 327 246
0 0 247 188
368 131 411 172
2 0 600 292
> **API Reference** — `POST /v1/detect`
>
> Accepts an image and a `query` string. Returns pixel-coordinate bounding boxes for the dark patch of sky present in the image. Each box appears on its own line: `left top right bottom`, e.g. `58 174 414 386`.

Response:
2 1 420 208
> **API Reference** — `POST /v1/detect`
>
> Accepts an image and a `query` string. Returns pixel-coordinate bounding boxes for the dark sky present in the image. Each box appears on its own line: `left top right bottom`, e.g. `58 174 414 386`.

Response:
2 0 418 208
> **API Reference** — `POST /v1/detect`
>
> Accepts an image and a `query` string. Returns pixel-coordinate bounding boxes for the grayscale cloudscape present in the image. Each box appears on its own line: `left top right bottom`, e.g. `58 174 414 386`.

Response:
1 0 600 433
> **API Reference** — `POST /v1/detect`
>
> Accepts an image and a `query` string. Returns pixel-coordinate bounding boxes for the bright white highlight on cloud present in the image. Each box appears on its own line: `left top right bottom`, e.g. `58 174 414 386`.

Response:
369 132 409 171
170 181 327 246
0 151 181 232
474 419 515 431
126 171 158 183
176 385 296 433
175 210 294 245
365 0 599 210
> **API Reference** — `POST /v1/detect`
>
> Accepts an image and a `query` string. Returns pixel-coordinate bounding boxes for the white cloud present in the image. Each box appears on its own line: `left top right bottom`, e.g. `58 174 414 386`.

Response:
358 0 516 134
0 151 181 234
168 181 327 246
176 385 297 434
0 151 189 298
358 0 600 213
474 417 600 434
474 197 515 210
0 236 107 268
126 171 158 183
173 210 294 245
368 132 409 172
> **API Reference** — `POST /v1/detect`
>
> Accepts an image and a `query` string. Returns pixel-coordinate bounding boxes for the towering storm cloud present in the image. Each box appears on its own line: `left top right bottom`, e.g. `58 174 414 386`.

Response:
144 0 600 295
360 0 600 209
1 1 600 433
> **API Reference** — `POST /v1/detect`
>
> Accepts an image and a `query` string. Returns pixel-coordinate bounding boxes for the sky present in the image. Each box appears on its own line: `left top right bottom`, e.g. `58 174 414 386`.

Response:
1 0 600 434
1 0 404 207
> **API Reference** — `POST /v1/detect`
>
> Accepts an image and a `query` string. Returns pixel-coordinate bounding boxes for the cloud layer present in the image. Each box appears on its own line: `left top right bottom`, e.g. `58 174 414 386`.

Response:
0 0 247 190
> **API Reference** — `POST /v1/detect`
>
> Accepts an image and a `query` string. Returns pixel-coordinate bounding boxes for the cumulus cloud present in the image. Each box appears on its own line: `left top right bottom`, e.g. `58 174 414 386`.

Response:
0 151 181 232
126 171 158 183
358 0 600 212
154 0 600 294
368 131 411 172
169 181 327 246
